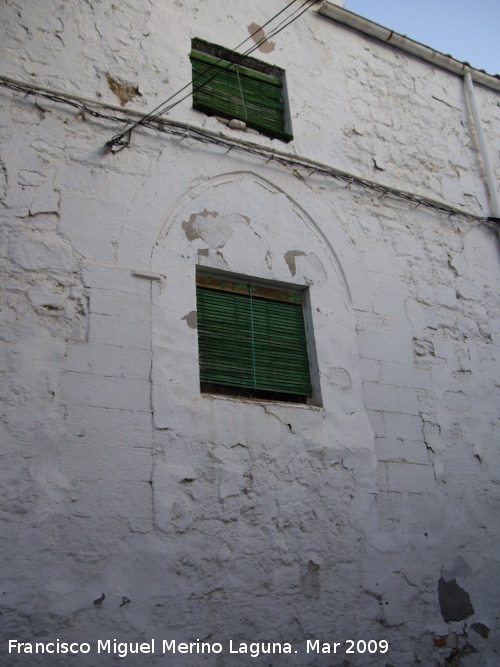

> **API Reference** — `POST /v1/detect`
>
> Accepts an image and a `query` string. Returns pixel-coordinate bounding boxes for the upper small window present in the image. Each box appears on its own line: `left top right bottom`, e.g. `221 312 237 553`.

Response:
196 273 313 404
190 38 293 142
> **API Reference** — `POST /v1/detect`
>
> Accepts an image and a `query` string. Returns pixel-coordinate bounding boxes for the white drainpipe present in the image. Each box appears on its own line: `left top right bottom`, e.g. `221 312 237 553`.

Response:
464 72 500 220
319 1 500 222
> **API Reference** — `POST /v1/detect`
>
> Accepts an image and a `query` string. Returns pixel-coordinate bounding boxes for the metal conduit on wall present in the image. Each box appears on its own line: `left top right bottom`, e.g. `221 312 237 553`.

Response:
318 0 500 228
464 72 500 221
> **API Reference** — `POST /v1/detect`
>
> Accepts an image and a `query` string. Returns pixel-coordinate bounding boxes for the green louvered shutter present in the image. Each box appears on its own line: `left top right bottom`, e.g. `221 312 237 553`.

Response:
196 282 312 401
190 50 293 142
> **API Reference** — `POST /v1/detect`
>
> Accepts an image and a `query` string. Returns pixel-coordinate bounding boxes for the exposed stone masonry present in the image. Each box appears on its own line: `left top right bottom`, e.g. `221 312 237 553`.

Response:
1 1 499 665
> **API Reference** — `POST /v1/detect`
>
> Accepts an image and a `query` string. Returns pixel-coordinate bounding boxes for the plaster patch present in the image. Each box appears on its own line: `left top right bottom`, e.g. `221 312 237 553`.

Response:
471 623 490 639
182 311 197 329
329 367 352 388
28 285 66 314
284 250 306 276
106 74 142 106
283 251 327 283
10 234 75 272
438 576 475 623
182 210 219 242
442 555 472 581
247 23 275 53
183 211 249 249
300 560 320 599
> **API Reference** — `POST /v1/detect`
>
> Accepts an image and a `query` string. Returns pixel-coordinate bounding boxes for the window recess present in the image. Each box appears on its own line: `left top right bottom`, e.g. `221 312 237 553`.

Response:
196 273 313 404
190 38 293 142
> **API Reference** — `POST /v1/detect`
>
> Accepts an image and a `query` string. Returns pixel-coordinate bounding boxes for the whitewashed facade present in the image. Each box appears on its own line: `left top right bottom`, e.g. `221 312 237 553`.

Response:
1 1 499 665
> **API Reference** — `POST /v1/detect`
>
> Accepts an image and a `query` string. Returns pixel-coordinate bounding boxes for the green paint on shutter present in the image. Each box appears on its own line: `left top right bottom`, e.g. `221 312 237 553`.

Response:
196 285 312 399
190 51 293 142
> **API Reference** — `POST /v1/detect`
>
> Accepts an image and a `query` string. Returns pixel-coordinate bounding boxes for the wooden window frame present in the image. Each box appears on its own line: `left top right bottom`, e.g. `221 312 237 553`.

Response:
196 272 315 404
190 38 293 142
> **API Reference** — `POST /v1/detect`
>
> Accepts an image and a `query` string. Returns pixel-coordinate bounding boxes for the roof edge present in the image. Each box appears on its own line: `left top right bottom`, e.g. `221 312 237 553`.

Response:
318 1 500 93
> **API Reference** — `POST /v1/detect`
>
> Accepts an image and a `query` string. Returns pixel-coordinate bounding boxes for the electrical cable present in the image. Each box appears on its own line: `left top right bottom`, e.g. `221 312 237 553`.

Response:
0 74 488 224
110 0 320 147
158 0 321 118
104 0 298 150
105 0 322 150
106 0 320 149
105 0 302 149
154 0 299 115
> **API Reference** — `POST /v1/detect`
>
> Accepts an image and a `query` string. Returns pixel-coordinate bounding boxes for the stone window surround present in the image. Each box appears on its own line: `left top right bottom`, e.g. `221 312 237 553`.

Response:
190 37 293 142
149 171 373 462
195 267 319 405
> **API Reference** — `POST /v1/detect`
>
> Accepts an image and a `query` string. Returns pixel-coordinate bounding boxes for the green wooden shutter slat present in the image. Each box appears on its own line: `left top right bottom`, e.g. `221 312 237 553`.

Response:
192 61 284 126
190 51 281 86
197 286 312 397
251 297 311 394
190 50 292 141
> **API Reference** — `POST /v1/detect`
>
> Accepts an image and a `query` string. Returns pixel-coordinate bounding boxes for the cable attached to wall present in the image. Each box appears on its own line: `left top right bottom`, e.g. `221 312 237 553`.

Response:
104 0 322 151
0 74 490 225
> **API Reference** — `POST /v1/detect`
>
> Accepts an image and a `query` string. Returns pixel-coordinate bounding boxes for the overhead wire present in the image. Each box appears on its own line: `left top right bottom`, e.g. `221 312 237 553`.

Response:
105 0 298 150
150 0 299 114
157 0 321 117
105 0 322 150
0 73 490 224
1 2 493 228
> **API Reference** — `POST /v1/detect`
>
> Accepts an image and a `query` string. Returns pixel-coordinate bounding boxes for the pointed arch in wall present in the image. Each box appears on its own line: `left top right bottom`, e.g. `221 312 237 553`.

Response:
153 170 352 306
150 170 373 463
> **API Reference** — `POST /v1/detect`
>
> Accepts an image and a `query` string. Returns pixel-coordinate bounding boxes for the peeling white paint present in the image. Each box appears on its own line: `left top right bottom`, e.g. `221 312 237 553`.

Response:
1 1 499 665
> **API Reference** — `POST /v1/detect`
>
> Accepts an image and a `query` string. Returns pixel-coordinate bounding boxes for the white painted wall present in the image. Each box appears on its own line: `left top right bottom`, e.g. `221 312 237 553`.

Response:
1 1 499 665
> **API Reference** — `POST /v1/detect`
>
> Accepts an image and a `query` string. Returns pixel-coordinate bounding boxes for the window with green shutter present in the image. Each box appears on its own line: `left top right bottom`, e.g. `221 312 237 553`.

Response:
190 38 293 142
196 274 313 403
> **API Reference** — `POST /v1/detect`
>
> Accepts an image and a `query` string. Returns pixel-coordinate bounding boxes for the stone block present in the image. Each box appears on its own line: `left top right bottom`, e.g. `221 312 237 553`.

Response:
363 381 399 412
25 212 59 232
384 412 423 440
61 442 152 482
371 291 407 319
89 287 151 321
375 436 400 462
360 243 396 275
60 193 121 263
64 405 153 447
117 226 158 268
434 284 458 308
61 372 150 411
9 232 75 272
357 330 413 364
66 342 123 376
405 299 439 331
387 462 436 493
367 410 385 437
67 479 152 520
360 358 380 382
378 462 389 491
88 313 151 350
397 386 420 415
376 490 402 526
380 362 431 390
364 382 419 415
81 264 151 295
66 342 151 381
375 437 430 465
95 480 153 520
28 284 67 310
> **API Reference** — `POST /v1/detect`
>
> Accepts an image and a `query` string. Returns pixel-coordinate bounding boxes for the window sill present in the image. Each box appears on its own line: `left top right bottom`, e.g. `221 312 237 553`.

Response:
199 391 324 411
